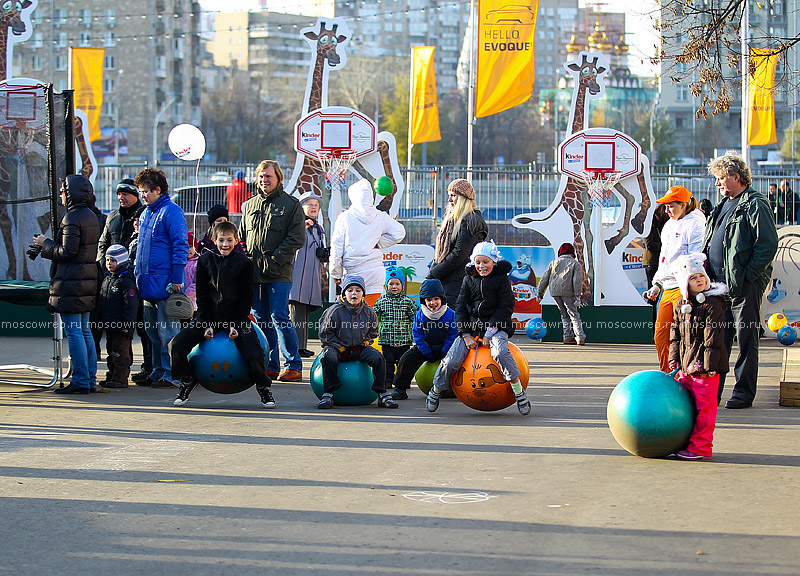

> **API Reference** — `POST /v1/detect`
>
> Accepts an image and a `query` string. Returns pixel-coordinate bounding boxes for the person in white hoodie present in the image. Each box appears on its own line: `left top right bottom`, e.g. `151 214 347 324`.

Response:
642 185 706 372
329 179 406 305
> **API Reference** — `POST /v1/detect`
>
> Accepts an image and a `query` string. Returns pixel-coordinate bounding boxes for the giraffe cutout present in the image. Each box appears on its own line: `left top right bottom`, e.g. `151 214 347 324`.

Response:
512 52 655 306
0 0 33 81
285 18 404 225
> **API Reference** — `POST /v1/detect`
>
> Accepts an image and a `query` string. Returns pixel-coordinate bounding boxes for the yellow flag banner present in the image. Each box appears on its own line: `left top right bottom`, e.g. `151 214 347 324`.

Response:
71 47 104 142
475 0 538 118
748 47 780 146
411 46 441 144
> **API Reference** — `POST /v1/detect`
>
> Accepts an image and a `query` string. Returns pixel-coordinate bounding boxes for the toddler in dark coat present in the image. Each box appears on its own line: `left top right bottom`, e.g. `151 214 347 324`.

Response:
669 253 728 461
426 241 530 416
97 244 139 388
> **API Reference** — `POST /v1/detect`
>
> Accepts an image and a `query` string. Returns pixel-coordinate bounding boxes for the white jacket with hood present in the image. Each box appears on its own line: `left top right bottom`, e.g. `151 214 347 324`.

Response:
652 208 706 290
330 180 406 294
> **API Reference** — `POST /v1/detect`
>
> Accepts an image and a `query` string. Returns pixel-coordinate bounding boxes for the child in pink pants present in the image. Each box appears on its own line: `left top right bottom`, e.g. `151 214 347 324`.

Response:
668 253 729 460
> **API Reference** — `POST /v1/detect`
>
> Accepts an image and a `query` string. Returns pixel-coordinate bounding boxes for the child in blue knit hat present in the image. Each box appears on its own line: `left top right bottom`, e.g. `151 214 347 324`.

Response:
373 266 418 389
426 240 531 416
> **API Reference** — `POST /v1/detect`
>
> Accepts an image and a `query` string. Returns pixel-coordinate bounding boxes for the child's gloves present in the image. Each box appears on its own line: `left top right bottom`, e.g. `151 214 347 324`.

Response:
643 284 661 301
484 326 498 339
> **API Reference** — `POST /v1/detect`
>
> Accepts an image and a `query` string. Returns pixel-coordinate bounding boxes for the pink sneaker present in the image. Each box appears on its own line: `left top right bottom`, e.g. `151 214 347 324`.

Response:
676 450 706 461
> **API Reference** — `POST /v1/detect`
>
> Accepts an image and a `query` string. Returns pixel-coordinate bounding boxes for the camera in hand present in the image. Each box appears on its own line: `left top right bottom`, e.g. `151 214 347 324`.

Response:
26 243 42 260
315 246 330 263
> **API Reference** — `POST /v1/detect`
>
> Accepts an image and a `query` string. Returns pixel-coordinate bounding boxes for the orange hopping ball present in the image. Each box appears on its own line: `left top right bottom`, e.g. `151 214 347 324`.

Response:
451 342 530 411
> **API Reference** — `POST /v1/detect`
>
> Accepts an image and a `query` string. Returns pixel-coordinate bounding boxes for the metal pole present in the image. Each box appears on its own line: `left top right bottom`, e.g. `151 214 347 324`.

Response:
152 96 175 166
741 0 751 165
466 0 475 182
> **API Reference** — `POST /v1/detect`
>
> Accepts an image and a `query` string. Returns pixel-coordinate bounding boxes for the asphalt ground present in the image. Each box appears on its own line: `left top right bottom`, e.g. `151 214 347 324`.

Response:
1 336 799 575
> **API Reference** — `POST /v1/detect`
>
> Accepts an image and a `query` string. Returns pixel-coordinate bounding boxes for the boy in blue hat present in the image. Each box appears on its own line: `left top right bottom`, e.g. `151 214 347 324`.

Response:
391 278 458 399
317 274 399 409
374 266 418 390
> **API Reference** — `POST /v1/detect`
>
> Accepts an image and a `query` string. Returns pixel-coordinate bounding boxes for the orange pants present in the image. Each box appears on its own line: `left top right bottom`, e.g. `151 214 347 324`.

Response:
654 287 682 372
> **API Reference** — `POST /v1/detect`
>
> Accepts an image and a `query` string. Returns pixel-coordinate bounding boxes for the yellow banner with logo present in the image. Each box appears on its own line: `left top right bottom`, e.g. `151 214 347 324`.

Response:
748 47 780 146
475 0 538 118
70 47 104 142
411 46 441 144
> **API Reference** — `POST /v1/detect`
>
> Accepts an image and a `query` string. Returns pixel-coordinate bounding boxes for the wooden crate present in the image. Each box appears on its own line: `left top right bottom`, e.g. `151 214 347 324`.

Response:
779 348 800 407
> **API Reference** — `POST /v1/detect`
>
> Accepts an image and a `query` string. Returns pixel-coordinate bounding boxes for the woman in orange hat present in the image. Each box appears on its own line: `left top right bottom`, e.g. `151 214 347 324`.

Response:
642 185 706 371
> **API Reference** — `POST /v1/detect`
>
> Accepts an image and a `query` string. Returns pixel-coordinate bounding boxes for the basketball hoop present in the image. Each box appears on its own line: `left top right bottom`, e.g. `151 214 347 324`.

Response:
581 170 621 208
314 148 357 190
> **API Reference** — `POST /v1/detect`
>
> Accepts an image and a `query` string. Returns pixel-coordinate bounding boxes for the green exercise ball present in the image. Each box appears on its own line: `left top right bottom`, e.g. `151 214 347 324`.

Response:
607 370 695 458
413 360 454 398
309 355 379 406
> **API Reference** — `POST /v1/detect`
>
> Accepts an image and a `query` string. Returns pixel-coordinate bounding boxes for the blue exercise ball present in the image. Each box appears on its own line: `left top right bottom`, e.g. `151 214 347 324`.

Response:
526 317 547 340
778 325 797 346
188 323 269 394
309 356 379 405
607 370 695 458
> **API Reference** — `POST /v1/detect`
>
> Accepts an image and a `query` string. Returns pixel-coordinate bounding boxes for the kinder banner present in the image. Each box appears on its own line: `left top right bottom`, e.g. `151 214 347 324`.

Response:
748 47 780 146
70 47 104 142
410 46 441 144
475 0 538 118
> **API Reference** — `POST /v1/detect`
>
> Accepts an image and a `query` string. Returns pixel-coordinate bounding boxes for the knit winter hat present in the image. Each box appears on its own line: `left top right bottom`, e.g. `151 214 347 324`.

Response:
341 274 366 294
234 170 245 180
447 178 476 201
298 191 321 207
470 240 501 265
385 266 405 288
207 204 229 226
671 252 711 303
419 278 446 303
188 232 199 250
116 178 139 198
558 242 575 257
106 244 129 266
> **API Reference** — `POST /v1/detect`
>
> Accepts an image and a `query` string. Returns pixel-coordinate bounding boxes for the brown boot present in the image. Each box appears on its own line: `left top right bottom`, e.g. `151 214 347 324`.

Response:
278 369 302 382
563 338 576 345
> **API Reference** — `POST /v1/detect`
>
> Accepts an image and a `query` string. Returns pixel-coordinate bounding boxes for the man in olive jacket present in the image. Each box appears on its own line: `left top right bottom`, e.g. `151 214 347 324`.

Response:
239 160 306 381
703 152 778 409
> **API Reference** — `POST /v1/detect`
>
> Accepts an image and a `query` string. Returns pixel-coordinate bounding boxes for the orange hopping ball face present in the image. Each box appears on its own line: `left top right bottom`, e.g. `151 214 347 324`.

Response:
451 342 530 411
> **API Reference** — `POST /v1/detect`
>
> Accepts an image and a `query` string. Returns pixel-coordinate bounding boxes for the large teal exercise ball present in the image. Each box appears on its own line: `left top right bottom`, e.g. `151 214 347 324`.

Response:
309 356 379 405
606 370 695 458
188 323 269 394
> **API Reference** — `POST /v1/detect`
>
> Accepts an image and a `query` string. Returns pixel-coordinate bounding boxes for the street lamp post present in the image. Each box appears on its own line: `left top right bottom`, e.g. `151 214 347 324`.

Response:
152 96 176 166
649 96 660 163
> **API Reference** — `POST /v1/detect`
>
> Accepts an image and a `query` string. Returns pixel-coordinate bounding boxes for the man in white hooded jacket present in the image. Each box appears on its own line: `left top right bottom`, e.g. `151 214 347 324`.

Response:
330 180 406 305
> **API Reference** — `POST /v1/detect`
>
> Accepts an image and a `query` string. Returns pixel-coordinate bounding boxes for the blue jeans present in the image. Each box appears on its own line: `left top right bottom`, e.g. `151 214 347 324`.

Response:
252 282 301 372
62 312 97 389
143 299 182 383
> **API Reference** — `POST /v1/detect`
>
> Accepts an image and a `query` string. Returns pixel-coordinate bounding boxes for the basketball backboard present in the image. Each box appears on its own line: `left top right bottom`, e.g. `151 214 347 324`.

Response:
558 128 641 180
0 80 45 130
294 106 377 158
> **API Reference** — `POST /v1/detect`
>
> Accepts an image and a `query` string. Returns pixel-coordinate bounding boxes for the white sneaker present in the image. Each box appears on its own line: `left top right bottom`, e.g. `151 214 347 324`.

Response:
426 389 440 412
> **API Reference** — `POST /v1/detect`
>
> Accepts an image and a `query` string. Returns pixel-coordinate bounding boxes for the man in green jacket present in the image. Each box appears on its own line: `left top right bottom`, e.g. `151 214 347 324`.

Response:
703 152 778 409
239 160 306 381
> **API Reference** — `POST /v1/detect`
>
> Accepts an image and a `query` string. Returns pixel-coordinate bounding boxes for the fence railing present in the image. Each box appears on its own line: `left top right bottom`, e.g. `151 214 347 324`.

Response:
92 162 800 246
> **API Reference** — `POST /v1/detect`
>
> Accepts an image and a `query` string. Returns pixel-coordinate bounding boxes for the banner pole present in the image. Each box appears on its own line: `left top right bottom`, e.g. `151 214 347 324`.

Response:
741 0 750 165
467 0 476 182
408 48 414 187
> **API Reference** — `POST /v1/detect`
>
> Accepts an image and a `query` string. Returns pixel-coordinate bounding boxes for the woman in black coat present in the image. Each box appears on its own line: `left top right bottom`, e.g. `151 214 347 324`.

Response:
428 179 488 306
32 175 101 394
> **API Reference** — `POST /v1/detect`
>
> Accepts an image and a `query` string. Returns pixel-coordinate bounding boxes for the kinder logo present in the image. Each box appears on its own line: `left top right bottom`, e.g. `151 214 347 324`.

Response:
513 284 534 301
622 252 642 263
301 131 320 139
566 152 583 164
174 147 192 158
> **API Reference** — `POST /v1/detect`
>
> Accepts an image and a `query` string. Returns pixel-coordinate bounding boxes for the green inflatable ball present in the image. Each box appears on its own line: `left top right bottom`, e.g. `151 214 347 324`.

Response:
414 359 454 398
309 355 379 406
374 176 394 196
607 370 695 458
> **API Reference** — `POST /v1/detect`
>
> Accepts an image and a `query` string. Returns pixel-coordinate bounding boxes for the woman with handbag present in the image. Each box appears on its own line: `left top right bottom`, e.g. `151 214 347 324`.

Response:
290 193 328 357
